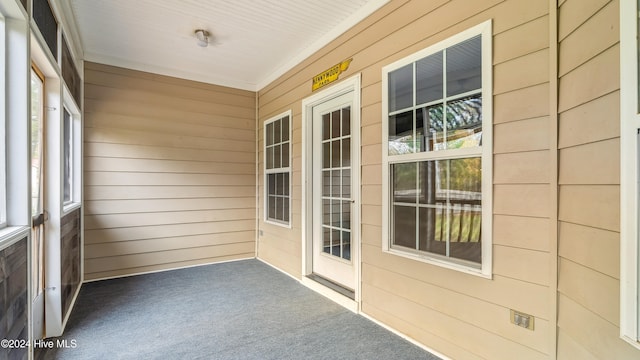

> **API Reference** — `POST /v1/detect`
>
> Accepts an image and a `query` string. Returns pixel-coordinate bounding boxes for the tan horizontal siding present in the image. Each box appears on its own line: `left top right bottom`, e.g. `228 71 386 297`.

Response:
257 0 554 358
84 62 256 280
556 1 635 358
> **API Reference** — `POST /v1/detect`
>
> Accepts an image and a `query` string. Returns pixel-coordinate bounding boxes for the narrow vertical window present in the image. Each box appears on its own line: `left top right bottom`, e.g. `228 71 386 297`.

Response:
264 111 292 226
63 108 72 204
382 21 492 276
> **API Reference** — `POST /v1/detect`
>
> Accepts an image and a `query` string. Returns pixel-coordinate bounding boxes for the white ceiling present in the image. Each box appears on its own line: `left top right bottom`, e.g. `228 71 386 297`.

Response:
64 0 389 91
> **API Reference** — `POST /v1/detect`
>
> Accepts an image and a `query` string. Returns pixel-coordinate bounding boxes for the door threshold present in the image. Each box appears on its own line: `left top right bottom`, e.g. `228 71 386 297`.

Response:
307 274 354 300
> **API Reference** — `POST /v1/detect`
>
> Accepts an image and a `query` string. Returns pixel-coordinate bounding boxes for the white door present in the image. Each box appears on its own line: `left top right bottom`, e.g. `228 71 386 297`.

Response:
311 91 356 290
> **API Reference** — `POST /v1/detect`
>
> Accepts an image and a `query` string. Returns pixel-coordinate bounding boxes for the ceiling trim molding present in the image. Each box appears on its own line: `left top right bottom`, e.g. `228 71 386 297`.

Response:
84 52 258 91
255 0 390 91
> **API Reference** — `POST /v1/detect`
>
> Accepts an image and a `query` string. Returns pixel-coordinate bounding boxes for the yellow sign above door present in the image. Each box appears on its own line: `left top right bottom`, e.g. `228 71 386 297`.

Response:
312 58 353 91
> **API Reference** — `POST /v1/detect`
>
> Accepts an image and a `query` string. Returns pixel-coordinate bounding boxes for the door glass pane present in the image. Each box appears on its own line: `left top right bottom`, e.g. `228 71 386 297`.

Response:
342 107 351 136
331 110 340 138
331 140 340 168
342 169 351 199
388 64 413 112
446 35 482 97
323 142 330 168
331 170 340 197
342 231 351 260
322 113 331 141
323 227 331 254
342 139 351 167
322 170 331 197
331 229 340 256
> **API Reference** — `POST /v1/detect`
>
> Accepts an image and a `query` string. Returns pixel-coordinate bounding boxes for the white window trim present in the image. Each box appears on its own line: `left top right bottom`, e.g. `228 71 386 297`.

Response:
61 92 81 215
620 0 640 349
263 110 292 228
381 20 493 278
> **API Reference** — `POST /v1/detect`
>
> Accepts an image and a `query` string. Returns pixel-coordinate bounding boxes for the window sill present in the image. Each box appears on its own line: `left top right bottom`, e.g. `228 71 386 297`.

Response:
383 247 491 279
62 202 81 216
0 226 29 249
264 219 292 229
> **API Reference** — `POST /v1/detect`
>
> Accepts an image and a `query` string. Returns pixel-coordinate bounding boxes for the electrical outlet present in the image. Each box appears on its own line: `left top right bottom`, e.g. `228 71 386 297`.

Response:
510 310 534 330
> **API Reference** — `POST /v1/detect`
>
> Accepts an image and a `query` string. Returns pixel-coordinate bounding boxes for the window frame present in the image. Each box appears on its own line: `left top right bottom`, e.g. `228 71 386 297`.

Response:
263 110 292 228
61 90 81 215
62 106 72 205
620 0 640 349
381 20 493 278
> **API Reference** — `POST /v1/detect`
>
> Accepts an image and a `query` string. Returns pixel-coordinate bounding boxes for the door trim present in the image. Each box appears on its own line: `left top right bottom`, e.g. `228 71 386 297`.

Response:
301 74 361 311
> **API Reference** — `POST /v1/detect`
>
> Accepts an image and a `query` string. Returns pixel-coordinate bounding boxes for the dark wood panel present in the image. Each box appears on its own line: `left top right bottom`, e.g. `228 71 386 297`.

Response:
61 208 82 319
0 238 28 360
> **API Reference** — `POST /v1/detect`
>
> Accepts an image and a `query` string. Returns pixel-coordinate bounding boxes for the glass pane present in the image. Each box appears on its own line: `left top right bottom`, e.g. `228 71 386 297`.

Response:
63 109 72 203
276 197 284 221
445 95 482 149
332 110 340 139
323 199 331 225
323 227 331 254
283 173 290 196
342 169 351 199
419 207 446 256
449 207 481 263
447 157 482 203
342 231 351 260
268 196 276 219
389 111 414 155
31 70 44 216
418 160 446 205
342 107 351 136
388 64 413 112
393 205 416 249
322 113 331 141
332 170 340 197
283 197 290 223
323 170 331 197
416 51 443 105
266 122 274 146
342 138 351 167
331 200 341 228
273 144 281 168
267 174 276 195
282 116 289 141
342 200 351 229
332 229 340 256
416 105 444 152
331 140 340 168
323 142 331 169
393 162 417 204
281 142 289 167
274 118 281 143
266 147 274 169
275 173 283 196
446 35 482 97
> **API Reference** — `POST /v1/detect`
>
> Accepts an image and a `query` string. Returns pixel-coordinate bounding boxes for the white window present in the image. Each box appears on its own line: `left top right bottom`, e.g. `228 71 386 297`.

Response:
62 93 81 213
620 0 640 349
264 111 292 227
382 21 492 277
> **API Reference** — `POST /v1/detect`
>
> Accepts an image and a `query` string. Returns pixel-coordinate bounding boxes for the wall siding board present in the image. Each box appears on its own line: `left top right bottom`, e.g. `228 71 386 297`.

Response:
84 62 256 280
555 0 636 358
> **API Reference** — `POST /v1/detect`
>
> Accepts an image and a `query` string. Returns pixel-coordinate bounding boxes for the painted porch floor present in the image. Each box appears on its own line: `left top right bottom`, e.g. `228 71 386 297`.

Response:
39 259 440 360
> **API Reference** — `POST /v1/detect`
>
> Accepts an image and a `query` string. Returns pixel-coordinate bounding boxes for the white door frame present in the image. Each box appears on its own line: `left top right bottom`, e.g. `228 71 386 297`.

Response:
301 74 361 312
